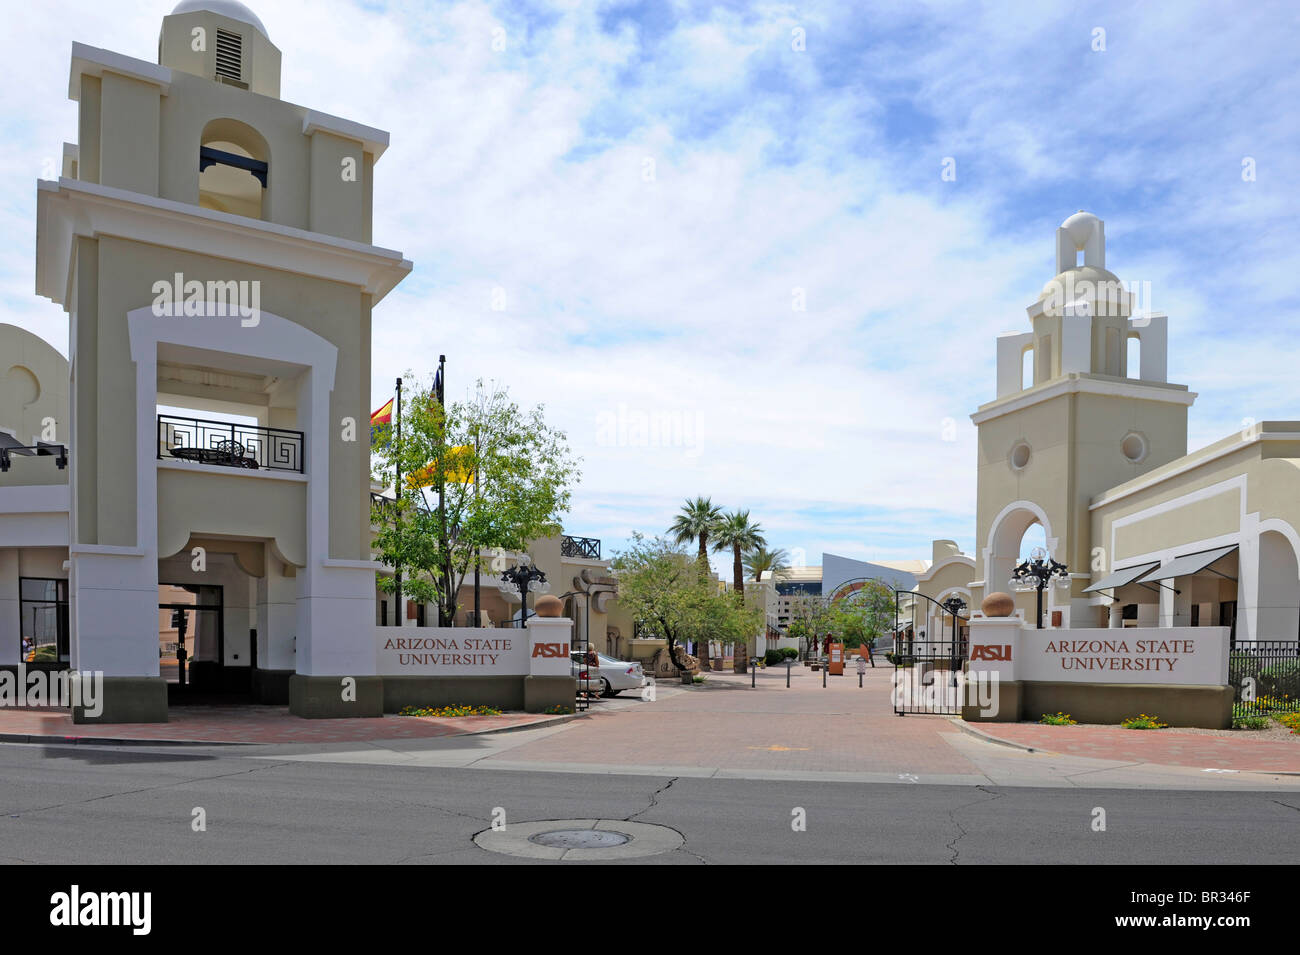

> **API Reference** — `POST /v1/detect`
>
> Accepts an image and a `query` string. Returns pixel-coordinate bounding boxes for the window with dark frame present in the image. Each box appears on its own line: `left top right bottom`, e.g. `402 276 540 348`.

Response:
19 577 69 664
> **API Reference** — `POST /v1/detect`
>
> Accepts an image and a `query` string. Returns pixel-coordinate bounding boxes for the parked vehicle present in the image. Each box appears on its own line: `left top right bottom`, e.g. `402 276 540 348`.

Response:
570 651 645 697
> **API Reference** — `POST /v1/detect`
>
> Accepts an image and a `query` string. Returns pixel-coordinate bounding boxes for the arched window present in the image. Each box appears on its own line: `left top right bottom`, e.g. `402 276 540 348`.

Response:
198 119 269 220
1127 333 1141 379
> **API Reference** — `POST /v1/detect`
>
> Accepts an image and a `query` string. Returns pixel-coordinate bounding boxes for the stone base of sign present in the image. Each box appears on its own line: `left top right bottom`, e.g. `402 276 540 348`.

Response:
1020 681 1233 729
382 675 525 712
524 675 576 713
288 675 384 719
72 676 168 724
961 680 1022 722
252 667 293 704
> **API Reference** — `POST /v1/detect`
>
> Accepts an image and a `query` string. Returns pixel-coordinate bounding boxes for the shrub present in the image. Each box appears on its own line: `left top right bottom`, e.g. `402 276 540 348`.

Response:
544 704 573 715
1039 712 1076 726
692 674 707 684
764 649 785 666
398 704 502 717
1233 715 1270 730
1277 712 1300 734
1259 659 1300 701
781 647 799 661
1120 713 1168 730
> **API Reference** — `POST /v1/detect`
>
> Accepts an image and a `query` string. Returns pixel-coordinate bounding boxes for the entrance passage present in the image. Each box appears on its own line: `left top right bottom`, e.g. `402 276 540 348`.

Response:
891 590 969 716
159 583 250 702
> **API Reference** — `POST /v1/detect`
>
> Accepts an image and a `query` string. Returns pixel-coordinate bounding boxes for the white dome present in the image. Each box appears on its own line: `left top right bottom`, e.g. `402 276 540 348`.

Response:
170 0 269 40
1061 210 1102 248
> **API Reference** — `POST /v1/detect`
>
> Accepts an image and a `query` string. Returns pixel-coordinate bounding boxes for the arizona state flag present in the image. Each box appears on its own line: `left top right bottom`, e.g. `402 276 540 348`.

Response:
405 445 475 486
370 397 394 446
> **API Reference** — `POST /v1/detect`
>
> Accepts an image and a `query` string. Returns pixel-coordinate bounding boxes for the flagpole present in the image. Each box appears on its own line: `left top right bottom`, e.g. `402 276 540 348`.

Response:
473 413 480 628
437 355 448 626
394 376 402 626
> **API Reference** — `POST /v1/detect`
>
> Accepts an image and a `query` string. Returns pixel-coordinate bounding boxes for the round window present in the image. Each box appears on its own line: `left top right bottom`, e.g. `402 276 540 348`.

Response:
1121 432 1148 463
1009 442 1031 470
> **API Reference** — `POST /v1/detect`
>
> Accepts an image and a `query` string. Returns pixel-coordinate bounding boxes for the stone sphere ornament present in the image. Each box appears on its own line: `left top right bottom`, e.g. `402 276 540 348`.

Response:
534 594 563 618
981 592 1015 617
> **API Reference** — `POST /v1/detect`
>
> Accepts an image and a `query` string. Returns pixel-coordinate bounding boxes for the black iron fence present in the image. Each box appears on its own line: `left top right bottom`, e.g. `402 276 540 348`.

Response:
158 414 303 473
1229 639 1300 718
891 589 969 715
561 535 601 559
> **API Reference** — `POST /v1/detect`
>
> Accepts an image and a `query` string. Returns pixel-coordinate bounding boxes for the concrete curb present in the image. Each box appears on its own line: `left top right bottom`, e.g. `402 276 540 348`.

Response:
949 718 1047 753
0 711 583 748
949 718 1300 776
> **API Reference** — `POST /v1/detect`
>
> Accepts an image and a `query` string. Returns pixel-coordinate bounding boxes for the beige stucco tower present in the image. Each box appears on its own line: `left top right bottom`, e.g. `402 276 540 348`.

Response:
35 1 410 720
969 212 1195 628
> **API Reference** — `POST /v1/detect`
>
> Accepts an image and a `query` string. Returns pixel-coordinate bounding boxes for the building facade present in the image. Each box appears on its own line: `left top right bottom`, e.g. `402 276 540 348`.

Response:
25 1 411 721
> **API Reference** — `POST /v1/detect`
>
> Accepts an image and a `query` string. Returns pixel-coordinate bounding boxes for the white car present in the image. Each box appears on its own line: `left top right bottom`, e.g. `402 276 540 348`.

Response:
571 651 645 698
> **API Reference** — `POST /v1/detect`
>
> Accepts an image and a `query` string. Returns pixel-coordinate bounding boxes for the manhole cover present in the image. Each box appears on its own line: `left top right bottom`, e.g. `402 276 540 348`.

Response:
474 818 684 860
529 828 631 849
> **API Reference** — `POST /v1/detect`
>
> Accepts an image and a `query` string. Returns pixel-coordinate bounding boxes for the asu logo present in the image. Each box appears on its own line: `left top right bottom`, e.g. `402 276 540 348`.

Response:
531 642 570 658
970 644 1012 662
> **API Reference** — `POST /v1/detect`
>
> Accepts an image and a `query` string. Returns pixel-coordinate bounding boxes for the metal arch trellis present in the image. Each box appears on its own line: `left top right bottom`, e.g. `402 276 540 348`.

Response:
891 588 970 716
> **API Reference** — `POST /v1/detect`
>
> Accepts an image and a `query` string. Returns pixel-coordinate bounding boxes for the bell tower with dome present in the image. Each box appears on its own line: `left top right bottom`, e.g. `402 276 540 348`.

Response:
35 2 411 720
968 212 1196 629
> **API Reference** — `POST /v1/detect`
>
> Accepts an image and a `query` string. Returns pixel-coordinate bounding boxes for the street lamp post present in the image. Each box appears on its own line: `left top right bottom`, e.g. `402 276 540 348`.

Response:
1010 549 1069 629
501 561 547 627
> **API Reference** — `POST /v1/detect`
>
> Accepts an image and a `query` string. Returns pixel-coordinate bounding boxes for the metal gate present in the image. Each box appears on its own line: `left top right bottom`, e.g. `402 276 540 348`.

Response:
891 590 969 716
1229 638 1300 719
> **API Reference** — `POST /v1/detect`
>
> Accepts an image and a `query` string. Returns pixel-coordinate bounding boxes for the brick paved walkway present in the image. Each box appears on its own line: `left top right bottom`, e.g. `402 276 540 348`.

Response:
965 722 1300 773
480 663 980 775
0 704 561 744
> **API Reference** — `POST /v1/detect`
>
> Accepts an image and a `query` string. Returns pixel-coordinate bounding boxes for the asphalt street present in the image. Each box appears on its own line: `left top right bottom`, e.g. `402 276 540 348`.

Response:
1 741 1297 864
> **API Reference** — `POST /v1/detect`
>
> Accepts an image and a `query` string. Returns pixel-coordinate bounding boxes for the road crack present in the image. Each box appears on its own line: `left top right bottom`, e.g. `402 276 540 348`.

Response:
946 785 1003 864
626 776 678 822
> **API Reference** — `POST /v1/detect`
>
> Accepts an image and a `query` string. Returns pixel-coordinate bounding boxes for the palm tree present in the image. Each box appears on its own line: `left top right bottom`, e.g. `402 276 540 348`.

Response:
669 496 723 668
714 510 765 673
744 545 790 583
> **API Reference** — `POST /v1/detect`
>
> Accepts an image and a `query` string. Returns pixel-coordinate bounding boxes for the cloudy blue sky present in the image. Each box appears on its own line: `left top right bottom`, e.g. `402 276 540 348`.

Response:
4 1 1299 574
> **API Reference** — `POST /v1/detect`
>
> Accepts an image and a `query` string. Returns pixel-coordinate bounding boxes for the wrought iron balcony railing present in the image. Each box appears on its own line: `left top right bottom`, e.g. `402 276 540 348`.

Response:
158 414 303 473
561 535 601 560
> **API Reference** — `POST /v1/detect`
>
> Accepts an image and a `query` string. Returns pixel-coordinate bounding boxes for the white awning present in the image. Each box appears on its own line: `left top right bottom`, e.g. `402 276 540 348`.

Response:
1082 561 1160 594
1135 545 1238 583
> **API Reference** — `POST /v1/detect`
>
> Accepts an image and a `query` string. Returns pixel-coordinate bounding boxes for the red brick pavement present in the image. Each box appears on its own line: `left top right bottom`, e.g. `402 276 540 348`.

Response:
481 663 981 775
966 722 1300 773
0 704 560 744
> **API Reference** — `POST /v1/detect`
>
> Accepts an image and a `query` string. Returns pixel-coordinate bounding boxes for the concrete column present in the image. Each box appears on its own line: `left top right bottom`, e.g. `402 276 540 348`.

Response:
1109 602 1124 628
524 615 576 712
0 550 18 666
1172 577 1195 628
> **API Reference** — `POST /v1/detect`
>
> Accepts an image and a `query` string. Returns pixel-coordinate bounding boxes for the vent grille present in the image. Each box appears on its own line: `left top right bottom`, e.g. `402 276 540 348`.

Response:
215 29 242 82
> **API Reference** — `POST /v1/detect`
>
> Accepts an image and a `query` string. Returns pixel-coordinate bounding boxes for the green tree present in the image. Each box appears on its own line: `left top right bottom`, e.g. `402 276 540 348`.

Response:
786 592 834 660
830 580 896 649
713 510 765 673
371 377 580 626
612 534 761 679
743 545 789 583
668 496 723 666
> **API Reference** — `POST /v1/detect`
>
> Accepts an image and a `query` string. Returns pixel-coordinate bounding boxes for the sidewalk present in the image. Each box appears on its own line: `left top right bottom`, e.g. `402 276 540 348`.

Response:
959 720 1300 774
0 704 571 745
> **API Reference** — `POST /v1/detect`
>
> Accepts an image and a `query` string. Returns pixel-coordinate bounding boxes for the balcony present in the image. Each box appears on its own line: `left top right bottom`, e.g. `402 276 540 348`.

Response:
158 414 304 473
561 535 601 560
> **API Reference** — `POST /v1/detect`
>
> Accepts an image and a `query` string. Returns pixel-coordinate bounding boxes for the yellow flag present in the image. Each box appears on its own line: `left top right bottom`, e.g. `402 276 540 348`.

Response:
406 445 475 486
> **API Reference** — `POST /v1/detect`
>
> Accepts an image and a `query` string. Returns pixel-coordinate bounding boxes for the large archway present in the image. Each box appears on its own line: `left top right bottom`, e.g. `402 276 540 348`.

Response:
984 501 1057 601
1257 528 1300 642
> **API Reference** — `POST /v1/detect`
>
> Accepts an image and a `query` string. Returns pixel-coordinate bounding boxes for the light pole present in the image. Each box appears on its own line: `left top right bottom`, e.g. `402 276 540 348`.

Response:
1010 548 1069 629
501 560 547 627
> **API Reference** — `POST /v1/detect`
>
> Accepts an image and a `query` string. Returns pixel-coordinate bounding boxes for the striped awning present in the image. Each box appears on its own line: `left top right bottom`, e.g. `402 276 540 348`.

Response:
1082 561 1160 594
1135 545 1238 583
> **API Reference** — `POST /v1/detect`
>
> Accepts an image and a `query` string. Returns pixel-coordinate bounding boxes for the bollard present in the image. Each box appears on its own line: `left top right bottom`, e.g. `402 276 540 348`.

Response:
859 671 863 688
751 663 756 688
823 665 827 688
786 661 791 688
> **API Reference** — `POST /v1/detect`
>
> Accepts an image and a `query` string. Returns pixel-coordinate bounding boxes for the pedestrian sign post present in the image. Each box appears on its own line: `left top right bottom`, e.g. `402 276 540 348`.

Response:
856 654 867 687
